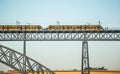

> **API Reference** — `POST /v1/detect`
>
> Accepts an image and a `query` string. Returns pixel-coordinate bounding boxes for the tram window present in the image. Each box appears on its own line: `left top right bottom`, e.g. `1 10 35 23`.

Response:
0 26 2 29
13 26 15 29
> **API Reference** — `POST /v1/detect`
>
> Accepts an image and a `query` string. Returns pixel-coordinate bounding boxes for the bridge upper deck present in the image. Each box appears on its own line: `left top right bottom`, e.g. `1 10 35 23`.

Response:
0 30 120 41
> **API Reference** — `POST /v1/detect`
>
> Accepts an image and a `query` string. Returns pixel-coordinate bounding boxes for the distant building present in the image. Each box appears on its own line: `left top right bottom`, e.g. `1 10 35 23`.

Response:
85 67 107 70
6 70 18 73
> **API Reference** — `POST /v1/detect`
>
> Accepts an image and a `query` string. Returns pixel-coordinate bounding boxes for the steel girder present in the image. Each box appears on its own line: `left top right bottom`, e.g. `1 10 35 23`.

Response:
0 45 55 74
0 30 120 41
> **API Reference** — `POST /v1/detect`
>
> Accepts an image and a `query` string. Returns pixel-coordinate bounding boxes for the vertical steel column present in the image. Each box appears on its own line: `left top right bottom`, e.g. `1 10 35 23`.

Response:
23 32 27 74
81 33 90 74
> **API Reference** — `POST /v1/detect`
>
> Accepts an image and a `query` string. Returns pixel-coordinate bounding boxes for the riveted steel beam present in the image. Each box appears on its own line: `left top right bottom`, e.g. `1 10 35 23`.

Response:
0 30 120 41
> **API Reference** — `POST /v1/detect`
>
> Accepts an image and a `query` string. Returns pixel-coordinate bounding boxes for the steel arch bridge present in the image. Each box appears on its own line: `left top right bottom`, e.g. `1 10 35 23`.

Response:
0 44 55 74
0 30 120 74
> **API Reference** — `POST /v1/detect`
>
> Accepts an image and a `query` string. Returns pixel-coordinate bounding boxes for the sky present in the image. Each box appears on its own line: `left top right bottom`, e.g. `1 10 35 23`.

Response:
0 0 120 72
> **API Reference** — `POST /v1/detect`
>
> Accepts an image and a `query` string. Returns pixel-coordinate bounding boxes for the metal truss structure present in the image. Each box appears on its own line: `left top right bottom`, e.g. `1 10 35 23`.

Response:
81 41 90 74
0 30 120 74
0 45 55 74
0 30 120 41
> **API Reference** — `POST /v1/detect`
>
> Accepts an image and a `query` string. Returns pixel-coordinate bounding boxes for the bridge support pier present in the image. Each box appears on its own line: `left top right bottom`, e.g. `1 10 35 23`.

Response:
23 33 27 74
81 41 90 74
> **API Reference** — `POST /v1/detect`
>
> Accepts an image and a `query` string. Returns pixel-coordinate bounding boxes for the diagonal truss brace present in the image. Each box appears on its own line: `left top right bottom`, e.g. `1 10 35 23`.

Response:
0 30 120 41
0 45 55 74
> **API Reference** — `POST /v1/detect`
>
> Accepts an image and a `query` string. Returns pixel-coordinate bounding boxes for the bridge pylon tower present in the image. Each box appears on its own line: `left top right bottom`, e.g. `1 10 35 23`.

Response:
81 33 90 74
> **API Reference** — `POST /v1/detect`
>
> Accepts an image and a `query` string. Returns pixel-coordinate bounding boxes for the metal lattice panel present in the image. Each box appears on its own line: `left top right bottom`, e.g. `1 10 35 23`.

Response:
81 41 90 74
0 30 120 41
0 45 55 74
